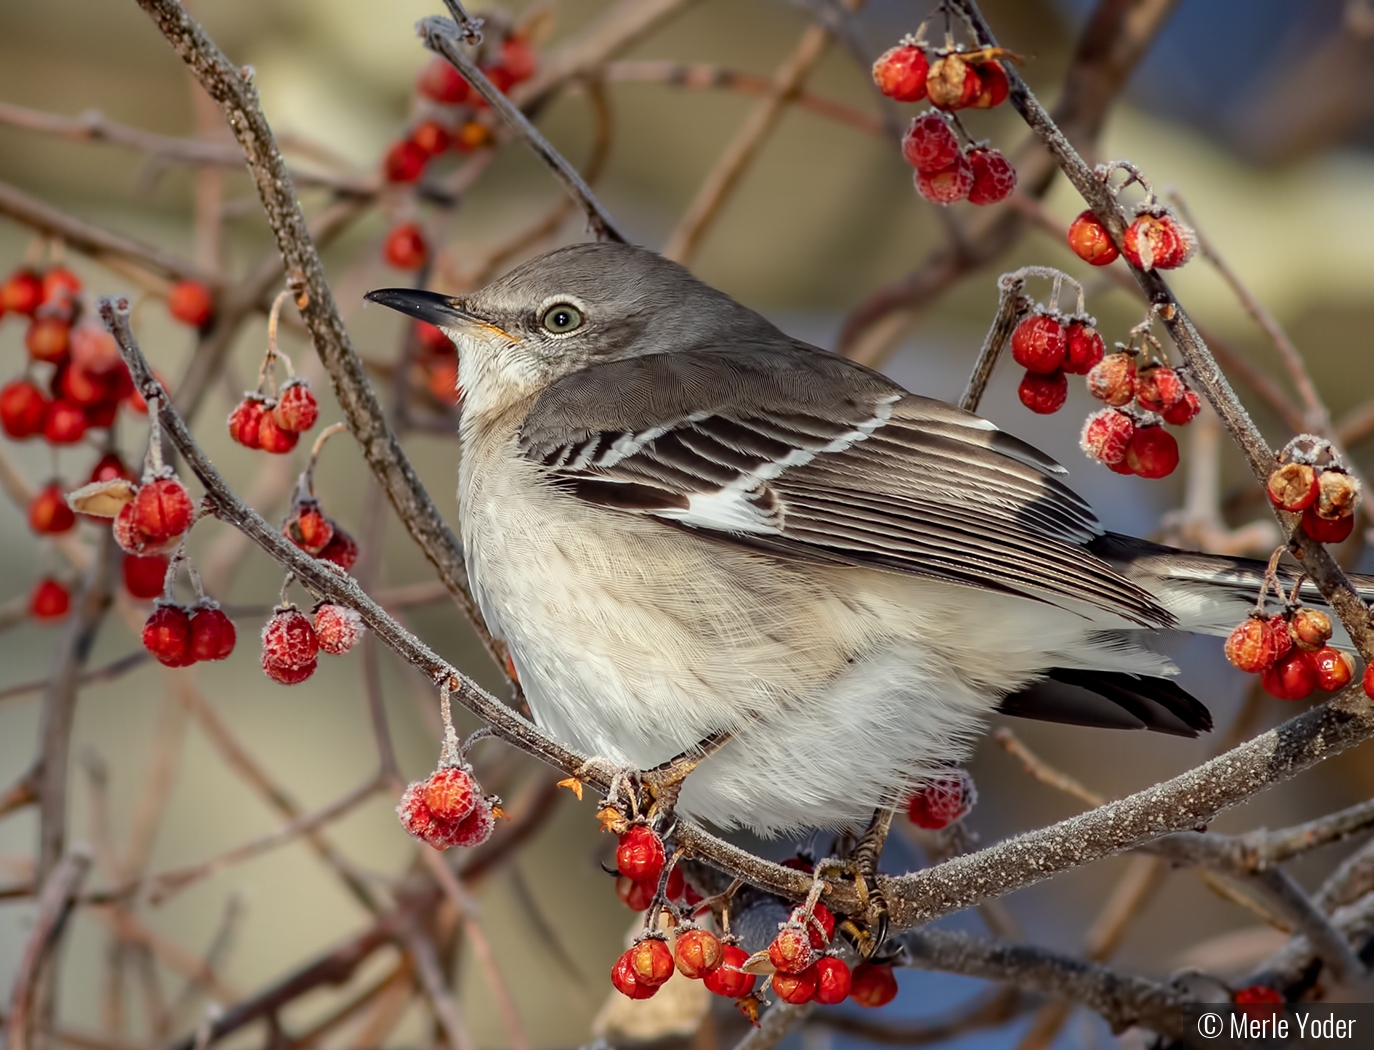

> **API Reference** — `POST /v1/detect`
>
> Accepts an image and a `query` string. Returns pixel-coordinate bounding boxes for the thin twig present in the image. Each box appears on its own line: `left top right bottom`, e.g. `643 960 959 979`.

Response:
731 1002 814 1050
993 728 1104 808
960 273 1030 412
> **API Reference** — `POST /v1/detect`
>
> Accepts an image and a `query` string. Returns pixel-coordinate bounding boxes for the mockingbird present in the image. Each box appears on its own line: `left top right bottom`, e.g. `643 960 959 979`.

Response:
367 242 1369 837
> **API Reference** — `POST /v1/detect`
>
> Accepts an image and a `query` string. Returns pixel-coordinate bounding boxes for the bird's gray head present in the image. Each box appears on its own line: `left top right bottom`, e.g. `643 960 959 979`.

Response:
365 242 783 416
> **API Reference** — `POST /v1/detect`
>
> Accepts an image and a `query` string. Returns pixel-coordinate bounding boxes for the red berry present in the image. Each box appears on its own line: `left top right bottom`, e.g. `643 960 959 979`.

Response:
122 554 169 600
703 944 755 999
915 154 974 205
966 147 1016 205
1233 985 1283 1005
262 606 319 672
627 937 675 988
1315 470 1359 521
143 604 195 667
814 956 852 1005
318 526 359 571
30 578 71 621
227 395 268 449
901 114 959 172
43 399 88 445
926 55 981 110
1067 210 1119 266
410 120 451 158
168 280 214 328
441 797 495 848
26 317 71 363
849 962 898 1007
769 926 816 974
616 825 666 885
1087 352 1136 406
772 963 819 1005
384 139 429 183
1136 366 1186 412
422 766 479 823
262 654 317 685
131 478 195 546
1266 463 1318 512
69 324 121 376
1080 409 1135 466
970 60 1010 108
1226 618 1285 674
1162 389 1201 426
1 379 49 439
615 874 655 911
1011 314 1068 374
1 269 44 315
1262 649 1318 701
28 483 76 534
273 381 318 434
674 928 723 979
1289 609 1333 652
1123 425 1179 479
416 57 470 104
1301 507 1354 544
256 409 300 454
41 267 82 310
907 770 976 829
501 37 538 82
1017 369 1068 415
1363 662 1374 700
1122 212 1195 270
453 121 492 152
611 950 658 1000
803 902 835 948
872 45 929 102
384 223 429 269
83 398 119 430
88 452 133 485
1061 321 1105 377
397 782 435 838
285 503 335 555
313 603 364 655
1311 647 1354 692
189 605 236 661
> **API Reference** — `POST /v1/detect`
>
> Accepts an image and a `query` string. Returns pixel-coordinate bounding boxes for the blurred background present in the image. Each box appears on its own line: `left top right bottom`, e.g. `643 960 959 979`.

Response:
2 0 1373 1047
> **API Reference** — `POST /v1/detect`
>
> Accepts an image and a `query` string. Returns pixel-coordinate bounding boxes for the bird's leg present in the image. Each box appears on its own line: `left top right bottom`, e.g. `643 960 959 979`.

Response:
640 729 732 826
824 807 894 957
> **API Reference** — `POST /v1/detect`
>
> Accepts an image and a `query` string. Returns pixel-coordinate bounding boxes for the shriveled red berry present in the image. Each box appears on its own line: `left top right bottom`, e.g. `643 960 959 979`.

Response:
285 503 334 556
26 317 71 363
1 269 44 315
273 381 318 434
1122 211 1195 270
849 962 898 1007
627 937 675 988
611 950 658 1000
1017 369 1068 415
416 57 469 103
1289 608 1333 652
1315 470 1359 521
769 926 816 974
256 410 300 454
1123 425 1179 479
901 113 959 172
1162 389 1201 426
396 781 435 840
43 399 88 445
814 956 852 1005
1067 210 1119 266
384 223 429 269
227 396 269 449
262 606 319 672
1136 366 1186 412
143 604 195 667
1080 409 1135 466
318 525 359 571
1311 647 1354 692
616 825 666 885
313 603 364 655
926 54 981 110
422 766 479 823
168 280 214 328
1063 321 1105 375
703 944 755 999
189 605 236 661
772 964 819 1005
410 120 451 158
30 578 71 621
966 147 1016 205
384 139 428 183
615 874 655 911
872 45 929 102
907 769 976 829
441 797 495 848
674 928 723 979
29 483 76 535
1266 463 1318 512
1225 617 1284 673
1301 507 1354 544
1 379 49 439
122 554 169 600
970 60 1010 108
915 154 974 205
1262 649 1318 701
131 478 195 546
1087 353 1136 406
1011 314 1068 374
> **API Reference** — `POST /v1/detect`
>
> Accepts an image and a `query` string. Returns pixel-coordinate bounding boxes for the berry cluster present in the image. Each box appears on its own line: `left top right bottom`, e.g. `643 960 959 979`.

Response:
259 602 364 685
1009 308 1104 416
397 763 496 850
900 112 1015 207
415 321 461 407
1224 598 1367 702
227 292 320 454
1066 164 1196 273
873 42 1011 112
764 903 856 1005
1266 443 1361 546
142 600 236 668
282 496 360 572
906 768 977 830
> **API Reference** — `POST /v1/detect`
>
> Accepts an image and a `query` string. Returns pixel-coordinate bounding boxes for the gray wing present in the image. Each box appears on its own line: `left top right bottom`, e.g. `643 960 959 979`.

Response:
518 346 1173 628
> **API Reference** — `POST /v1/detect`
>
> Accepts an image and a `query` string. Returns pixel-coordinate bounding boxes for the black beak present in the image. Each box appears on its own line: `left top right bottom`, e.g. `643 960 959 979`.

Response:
364 287 486 329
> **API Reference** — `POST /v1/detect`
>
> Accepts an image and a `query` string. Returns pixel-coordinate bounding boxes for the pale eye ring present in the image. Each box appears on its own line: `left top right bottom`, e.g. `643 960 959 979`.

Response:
540 302 583 334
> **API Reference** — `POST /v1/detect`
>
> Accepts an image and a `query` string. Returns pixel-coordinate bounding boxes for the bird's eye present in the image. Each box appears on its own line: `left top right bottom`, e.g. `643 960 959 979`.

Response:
540 302 583 334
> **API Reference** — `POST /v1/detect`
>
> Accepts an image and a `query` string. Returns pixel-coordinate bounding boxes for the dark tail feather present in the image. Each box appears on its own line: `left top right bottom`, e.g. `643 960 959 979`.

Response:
998 668 1213 737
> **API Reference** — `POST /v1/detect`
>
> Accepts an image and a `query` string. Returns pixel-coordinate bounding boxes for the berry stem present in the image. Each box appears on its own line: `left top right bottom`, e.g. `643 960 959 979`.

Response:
142 394 165 480
302 422 349 497
439 674 462 767
258 288 297 395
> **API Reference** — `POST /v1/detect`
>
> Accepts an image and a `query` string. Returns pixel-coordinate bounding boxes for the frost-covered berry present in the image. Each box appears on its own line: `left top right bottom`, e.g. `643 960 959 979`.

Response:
872 45 929 102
